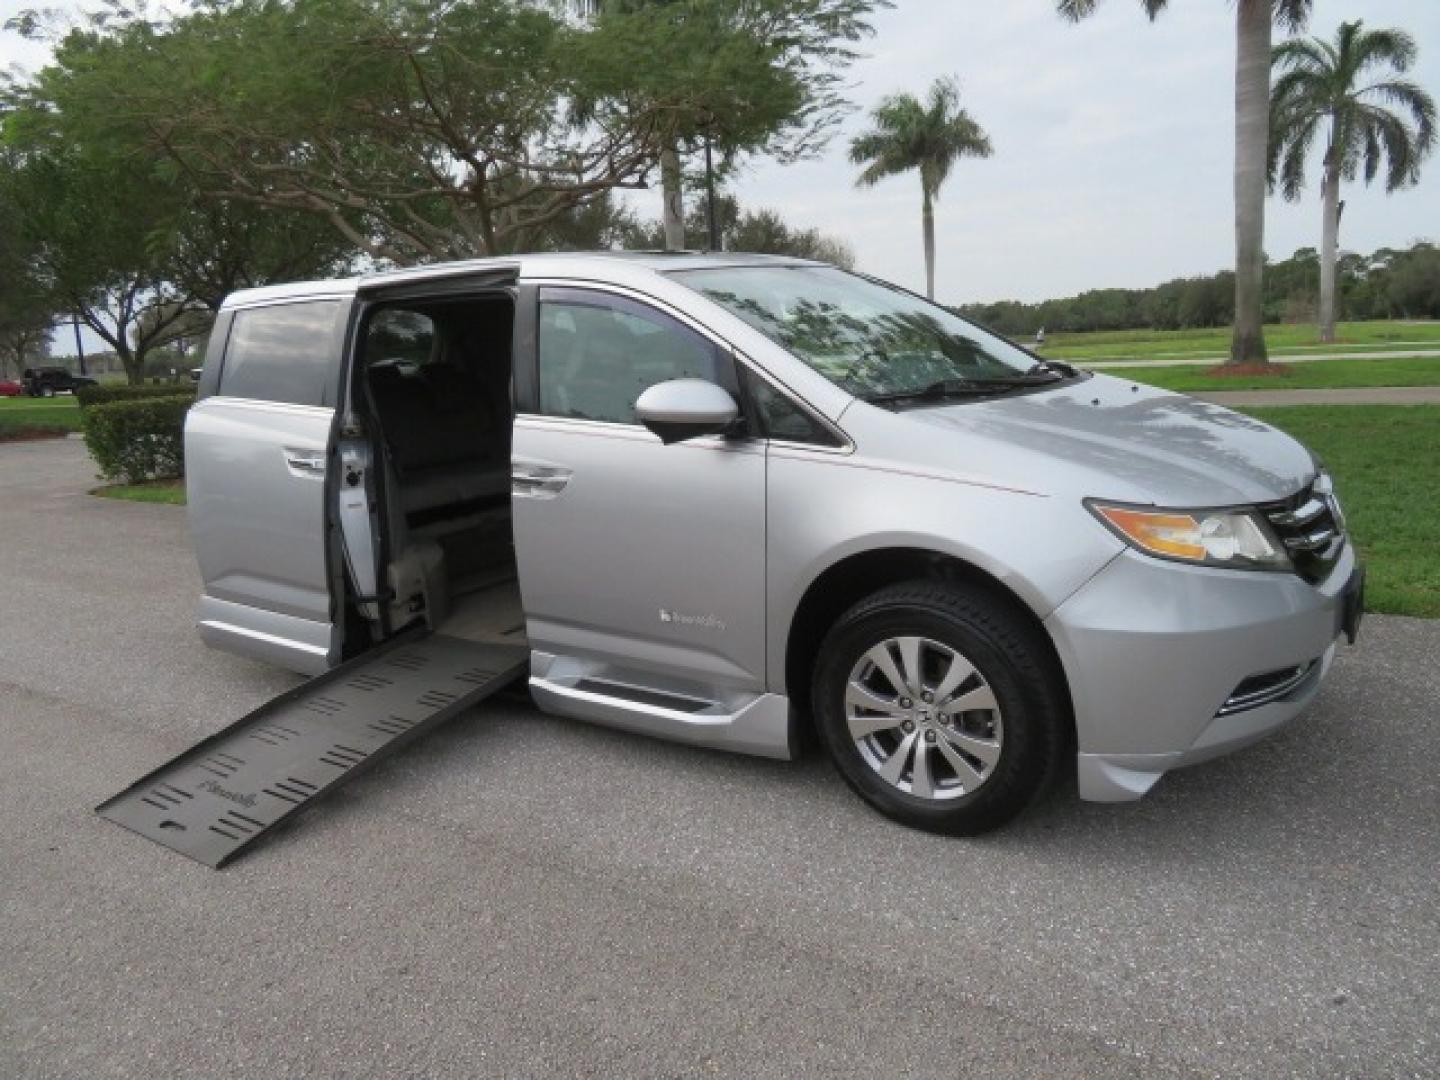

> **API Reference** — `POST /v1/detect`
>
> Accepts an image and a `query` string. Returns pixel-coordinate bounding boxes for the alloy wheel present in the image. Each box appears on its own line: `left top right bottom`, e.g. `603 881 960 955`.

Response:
844 635 1003 800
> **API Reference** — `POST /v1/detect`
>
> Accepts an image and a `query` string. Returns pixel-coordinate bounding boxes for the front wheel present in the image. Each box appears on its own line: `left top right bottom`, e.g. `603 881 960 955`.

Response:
812 581 1068 836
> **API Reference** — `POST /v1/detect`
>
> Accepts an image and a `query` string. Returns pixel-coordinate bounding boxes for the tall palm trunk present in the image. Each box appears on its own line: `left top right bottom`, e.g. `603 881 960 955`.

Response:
661 143 685 251
921 185 936 300
1230 0 1272 366
1318 139 1342 344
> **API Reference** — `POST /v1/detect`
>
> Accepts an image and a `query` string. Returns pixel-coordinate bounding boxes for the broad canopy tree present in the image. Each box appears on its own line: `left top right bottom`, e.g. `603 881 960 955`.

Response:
0 134 352 384
574 0 882 250
163 199 358 313
0 144 200 385
13 0 883 266
2 5 360 383
0 141 353 383
0 299 53 379
0 181 57 377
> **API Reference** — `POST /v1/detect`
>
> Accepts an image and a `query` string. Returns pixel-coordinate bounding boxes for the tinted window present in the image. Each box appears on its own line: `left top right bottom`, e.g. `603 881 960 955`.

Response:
364 309 436 373
220 301 341 407
538 291 732 425
748 374 841 447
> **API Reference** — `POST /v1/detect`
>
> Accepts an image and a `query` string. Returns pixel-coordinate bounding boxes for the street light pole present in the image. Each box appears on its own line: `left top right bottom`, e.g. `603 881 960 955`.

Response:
704 131 720 252
72 316 87 376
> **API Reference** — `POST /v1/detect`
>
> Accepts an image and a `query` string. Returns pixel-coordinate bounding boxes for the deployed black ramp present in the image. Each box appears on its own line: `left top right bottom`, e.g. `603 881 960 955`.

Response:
97 633 526 868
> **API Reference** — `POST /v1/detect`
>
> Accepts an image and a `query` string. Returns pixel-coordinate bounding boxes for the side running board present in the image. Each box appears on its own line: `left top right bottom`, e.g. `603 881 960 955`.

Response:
96 631 526 868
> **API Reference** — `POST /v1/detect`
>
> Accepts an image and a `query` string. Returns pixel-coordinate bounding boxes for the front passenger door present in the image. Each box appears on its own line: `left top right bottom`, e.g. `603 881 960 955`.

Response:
511 288 767 693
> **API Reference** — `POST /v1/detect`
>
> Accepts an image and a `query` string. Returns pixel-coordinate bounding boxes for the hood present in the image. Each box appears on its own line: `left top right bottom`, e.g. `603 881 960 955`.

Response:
899 374 1315 506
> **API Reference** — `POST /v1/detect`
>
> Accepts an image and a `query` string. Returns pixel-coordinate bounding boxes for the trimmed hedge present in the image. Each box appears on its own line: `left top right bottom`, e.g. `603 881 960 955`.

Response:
76 383 197 410
81 394 193 484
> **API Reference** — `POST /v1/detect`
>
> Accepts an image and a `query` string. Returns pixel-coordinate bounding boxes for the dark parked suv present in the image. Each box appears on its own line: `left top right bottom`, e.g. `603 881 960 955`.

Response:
23 367 98 397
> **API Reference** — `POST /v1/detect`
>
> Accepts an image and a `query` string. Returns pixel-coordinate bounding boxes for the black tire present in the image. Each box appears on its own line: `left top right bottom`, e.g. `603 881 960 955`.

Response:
811 580 1068 836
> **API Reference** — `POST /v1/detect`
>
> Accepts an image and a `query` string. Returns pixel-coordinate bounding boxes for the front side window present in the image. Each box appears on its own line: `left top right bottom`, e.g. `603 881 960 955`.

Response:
220 301 342 407
746 372 841 447
673 265 1067 403
537 289 733 425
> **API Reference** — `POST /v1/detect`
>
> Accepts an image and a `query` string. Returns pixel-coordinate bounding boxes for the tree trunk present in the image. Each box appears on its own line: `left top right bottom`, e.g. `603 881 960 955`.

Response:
1318 150 1341 344
120 346 143 386
922 185 936 300
1229 0 1271 367
661 143 685 251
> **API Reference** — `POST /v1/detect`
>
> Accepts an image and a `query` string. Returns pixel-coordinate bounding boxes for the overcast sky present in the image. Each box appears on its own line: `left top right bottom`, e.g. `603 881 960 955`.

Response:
715 0 1440 303
3 0 1437 325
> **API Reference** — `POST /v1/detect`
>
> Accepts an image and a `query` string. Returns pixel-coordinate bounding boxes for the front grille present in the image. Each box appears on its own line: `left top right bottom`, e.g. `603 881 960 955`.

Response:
1261 475 1345 583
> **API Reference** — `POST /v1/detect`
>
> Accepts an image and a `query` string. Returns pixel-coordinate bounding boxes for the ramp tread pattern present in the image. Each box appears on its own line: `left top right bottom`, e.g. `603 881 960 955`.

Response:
97 633 526 867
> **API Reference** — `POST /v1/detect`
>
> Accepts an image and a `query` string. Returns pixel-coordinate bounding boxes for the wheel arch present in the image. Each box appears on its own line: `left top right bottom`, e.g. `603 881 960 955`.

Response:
782 546 1073 740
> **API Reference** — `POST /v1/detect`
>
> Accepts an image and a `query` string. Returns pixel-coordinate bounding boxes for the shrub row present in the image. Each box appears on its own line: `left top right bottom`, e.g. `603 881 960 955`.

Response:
81 394 193 484
76 383 197 410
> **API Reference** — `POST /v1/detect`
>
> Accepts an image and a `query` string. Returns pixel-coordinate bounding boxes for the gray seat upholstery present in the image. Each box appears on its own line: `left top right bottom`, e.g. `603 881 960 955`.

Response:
368 362 508 518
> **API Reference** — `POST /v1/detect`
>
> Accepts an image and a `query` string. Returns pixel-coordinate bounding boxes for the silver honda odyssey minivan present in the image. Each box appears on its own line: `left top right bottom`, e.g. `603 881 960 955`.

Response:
186 252 1363 834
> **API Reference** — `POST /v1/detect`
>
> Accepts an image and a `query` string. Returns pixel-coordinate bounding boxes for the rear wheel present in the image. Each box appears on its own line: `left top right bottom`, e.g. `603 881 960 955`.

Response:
811 581 1067 835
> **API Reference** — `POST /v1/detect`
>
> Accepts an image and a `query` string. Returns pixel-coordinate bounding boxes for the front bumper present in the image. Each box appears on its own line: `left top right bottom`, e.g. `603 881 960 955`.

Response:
1045 542 1359 802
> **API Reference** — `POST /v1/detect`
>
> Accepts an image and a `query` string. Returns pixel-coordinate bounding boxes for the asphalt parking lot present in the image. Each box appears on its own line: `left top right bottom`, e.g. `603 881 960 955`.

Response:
2 436 1437 1078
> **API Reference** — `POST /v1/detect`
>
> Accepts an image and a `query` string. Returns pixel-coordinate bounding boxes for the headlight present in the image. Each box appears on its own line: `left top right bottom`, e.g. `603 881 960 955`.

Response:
1087 500 1291 571
1313 471 1347 533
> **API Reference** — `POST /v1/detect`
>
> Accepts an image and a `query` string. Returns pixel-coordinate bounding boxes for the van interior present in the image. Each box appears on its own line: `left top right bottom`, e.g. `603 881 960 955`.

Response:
354 292 526 651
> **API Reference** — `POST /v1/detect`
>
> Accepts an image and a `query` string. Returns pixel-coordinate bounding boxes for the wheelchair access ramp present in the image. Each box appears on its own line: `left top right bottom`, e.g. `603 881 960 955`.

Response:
97 633 526 868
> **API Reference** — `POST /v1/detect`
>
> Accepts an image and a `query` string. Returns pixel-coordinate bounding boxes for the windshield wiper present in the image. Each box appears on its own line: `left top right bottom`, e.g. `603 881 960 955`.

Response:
862 374 1061 406
1027 358 1080 378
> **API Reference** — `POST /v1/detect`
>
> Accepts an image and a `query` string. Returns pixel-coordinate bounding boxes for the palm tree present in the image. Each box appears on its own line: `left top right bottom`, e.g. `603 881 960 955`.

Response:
1058 0 1313 366
849 77 992 300
1270 21 1436 343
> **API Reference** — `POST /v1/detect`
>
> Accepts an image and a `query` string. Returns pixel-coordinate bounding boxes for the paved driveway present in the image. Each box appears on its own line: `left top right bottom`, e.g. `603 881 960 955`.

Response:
3 437 1437 1078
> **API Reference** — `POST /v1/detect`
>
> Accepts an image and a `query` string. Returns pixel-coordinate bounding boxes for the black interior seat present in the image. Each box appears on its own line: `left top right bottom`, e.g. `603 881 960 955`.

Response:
368 361 507 520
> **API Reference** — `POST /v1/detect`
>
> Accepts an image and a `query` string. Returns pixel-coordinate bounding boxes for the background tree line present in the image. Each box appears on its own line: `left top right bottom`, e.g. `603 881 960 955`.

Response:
959 240 1440 338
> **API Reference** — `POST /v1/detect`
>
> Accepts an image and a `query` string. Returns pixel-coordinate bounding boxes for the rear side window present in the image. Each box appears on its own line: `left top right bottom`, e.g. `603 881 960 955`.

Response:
220 301 342 407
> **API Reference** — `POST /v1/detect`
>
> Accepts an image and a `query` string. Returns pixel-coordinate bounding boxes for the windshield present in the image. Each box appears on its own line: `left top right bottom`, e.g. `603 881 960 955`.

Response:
672 265 1053 400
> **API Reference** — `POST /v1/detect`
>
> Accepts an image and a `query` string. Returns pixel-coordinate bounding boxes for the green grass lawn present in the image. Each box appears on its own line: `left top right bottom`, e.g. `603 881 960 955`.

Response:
0 395 82 436
91 479 187 505
1044 321 1440 362
1242 404 1440 619
1117 355 1440 392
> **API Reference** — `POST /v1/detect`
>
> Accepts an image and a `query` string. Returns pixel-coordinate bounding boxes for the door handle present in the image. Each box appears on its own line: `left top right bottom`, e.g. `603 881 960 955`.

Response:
511 462 571 498
283 448 327 477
